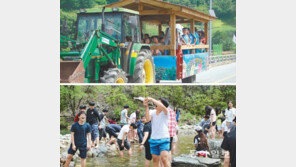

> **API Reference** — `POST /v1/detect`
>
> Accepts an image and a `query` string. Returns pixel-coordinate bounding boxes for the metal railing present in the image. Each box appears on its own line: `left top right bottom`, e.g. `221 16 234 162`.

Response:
209 54 236 64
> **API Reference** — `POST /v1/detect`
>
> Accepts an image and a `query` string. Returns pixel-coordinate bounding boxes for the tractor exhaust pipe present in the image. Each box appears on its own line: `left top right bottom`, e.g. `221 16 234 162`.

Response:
102 7 106 32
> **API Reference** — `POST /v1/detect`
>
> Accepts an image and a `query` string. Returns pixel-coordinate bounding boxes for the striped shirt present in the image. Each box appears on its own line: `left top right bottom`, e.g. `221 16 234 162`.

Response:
168 108 177 137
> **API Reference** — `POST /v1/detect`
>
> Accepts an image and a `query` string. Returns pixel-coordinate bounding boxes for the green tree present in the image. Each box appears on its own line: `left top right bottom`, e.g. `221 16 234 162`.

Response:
95 0 107 5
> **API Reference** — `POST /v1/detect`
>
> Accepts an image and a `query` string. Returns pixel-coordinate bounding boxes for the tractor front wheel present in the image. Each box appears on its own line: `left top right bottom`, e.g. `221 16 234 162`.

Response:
100 68 128 83
132 49 155 83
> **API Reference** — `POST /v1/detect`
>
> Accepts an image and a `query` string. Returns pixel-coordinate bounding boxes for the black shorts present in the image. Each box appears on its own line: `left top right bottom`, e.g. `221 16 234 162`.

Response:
144 143 152 160
68 144 87 159
212 121 216 126
117 139 130 151
169 137 173 151
99 128 107 139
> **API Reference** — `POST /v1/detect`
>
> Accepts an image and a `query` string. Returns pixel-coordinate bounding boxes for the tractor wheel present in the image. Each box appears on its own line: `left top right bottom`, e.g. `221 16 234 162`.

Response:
132 49 155 83
100 68 128 83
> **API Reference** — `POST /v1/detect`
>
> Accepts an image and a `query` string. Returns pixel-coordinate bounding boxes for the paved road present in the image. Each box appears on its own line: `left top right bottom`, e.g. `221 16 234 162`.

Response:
159 63 236 84
195 63 236 84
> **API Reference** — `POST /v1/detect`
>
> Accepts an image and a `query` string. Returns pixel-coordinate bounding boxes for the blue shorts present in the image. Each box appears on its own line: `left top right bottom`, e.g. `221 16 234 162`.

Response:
91 124 99 141
68 144 87 158
149 138 170 155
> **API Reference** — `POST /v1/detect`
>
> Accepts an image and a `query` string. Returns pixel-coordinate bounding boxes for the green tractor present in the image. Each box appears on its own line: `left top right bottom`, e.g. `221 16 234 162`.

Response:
60 7 155 83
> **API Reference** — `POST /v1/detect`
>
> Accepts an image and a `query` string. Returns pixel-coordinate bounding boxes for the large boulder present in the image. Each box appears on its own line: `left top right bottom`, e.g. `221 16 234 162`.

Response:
107 144 118 156
172 154 221 167
208 139 224 159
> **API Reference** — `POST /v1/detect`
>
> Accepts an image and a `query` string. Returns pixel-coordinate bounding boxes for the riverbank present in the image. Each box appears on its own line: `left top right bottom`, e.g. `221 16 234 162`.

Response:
60 124 224 167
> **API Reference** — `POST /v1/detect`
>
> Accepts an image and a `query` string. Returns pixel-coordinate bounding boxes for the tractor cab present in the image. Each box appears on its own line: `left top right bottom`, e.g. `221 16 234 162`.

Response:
76 8 141 45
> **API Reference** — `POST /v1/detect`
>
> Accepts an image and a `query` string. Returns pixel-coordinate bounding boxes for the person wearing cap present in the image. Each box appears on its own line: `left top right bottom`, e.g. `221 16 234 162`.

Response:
194 126 211 157
98 108 108 143
86 101 100 148
74 105 86 123
120 105 130 126
143 97 170 167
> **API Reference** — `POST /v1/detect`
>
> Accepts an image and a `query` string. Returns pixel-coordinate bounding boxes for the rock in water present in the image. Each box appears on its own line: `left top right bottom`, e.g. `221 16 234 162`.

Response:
172 154 220 167
208 139 223 159
107 144 117 156
69 161 75 167
98 145 108 155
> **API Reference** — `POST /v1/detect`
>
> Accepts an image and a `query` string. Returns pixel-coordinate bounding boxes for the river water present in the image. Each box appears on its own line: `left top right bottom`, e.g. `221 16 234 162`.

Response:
73 134 223 167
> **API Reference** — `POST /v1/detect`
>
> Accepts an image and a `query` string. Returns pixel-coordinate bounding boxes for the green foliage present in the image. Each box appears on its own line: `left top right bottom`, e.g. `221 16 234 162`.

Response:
60 10 76 39
213 31 236 52
60 117 69 130
213 0 236 23
60 85 236 123
61 0 96 11
95 0 107 5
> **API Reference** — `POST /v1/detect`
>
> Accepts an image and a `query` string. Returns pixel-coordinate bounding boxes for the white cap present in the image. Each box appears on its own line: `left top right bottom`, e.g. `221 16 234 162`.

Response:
195 126 202 131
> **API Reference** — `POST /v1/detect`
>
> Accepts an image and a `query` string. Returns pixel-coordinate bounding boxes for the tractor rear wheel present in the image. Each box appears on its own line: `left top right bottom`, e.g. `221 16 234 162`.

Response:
100 68 128 83
132 49 155 83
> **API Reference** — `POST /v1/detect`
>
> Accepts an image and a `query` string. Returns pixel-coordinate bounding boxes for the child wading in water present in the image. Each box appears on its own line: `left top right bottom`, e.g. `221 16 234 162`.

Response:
117 123 137 156
64 112 91 167
194 126 211 158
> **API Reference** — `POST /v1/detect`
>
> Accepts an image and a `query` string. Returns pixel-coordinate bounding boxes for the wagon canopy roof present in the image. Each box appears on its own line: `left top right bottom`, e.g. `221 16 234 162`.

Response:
78 7 139 15
105 0 216 23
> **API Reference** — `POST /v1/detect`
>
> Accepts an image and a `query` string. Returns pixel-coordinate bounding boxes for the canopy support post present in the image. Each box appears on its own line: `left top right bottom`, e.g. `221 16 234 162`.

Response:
158 24 162 37
190 20 195 34
204 22 209 52
170 13 176 55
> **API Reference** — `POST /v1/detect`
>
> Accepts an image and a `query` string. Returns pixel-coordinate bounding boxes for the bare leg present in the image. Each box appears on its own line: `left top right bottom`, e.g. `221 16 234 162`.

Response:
160 151 171 167
64 154 73 167
128 148 132 156
210 126 216 139
127 131 131 142
145 160 151 167
119 150 124 157
224 151 230 167
152 154 160 167
81 158 86 167
96 137 100 148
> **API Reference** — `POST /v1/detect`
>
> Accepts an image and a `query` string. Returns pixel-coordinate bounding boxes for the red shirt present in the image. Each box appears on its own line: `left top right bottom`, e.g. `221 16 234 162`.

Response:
168 108 177 137
108 120 117 124
74 114 79 122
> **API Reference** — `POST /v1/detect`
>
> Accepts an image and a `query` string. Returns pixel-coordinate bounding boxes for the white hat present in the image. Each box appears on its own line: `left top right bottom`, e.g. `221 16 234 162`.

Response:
176 24 184 35
195 126 202 131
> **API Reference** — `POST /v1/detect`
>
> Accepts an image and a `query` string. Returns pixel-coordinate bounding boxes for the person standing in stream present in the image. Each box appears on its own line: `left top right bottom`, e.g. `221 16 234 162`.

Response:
64 112 91 167
120 105 130 126
117 123 137 157
139 115 152 167
144 97 171 167
98 108 108 144
86 101 100 148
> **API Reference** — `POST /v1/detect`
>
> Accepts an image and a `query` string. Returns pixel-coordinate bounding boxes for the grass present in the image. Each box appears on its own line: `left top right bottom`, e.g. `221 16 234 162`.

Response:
212 19 236 34
60 129 70 135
